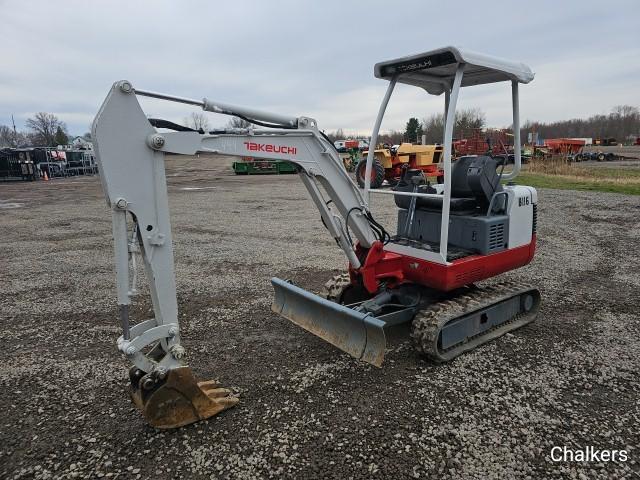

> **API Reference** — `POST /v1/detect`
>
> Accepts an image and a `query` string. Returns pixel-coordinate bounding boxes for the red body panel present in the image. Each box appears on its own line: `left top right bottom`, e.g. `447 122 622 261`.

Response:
453 129 512 157
544 138 585 154
385 163 441 182
353 235 536 294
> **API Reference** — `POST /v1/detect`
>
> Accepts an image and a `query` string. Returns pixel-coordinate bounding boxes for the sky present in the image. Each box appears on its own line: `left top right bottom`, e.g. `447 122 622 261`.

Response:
1 0 639 137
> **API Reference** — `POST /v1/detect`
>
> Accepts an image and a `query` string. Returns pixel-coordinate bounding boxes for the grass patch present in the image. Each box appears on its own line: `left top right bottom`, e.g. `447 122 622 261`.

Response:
587 167 640 179
512 173 640 195
504 157 640 195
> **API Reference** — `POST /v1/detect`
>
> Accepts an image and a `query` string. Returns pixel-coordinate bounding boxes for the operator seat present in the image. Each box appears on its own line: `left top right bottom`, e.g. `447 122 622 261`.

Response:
393 156 503 214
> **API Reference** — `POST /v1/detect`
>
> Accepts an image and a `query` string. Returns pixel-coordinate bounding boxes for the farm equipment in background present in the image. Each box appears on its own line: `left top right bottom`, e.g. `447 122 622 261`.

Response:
595 137 617 146
529 138 620 162
531 138 584 161
340 140 363 172
576 151 617 162
93 46 540 430
543 138 585 157
232 157 296 174
335 139 369 153
0 149 38 181
356 143 444 188
453 128 516 163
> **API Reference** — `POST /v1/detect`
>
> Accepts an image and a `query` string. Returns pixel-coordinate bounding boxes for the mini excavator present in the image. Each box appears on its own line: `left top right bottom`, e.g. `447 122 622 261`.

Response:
93 46 540 428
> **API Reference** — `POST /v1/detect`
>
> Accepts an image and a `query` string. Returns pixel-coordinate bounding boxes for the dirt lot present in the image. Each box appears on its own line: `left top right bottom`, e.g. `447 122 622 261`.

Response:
1 155 639 479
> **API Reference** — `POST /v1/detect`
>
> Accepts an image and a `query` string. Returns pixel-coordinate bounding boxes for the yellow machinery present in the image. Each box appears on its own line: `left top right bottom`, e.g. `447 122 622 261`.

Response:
356 143 444 188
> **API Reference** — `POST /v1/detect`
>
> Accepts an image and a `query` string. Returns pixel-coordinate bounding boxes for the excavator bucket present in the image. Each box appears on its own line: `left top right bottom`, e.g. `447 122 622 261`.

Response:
130 366 238 429
271 277 387 367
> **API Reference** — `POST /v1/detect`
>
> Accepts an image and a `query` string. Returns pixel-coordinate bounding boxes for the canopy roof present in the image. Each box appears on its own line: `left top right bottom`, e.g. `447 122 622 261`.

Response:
374 46 534 95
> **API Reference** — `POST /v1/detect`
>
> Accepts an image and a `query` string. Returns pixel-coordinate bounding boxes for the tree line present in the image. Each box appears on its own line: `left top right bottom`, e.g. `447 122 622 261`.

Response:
0 112 74 148
521 105 639 142
0 110 255 149
325 105 639 145
3 104 638 149
183 112 251 132
325 108 486 145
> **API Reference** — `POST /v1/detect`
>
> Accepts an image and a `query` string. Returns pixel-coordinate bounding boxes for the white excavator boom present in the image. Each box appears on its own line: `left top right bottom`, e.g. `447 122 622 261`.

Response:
92 80 381 427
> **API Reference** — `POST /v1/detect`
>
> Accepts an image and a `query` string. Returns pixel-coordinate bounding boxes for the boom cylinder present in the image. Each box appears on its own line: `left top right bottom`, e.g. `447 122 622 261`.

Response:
132 87 297 128
202 99 297 128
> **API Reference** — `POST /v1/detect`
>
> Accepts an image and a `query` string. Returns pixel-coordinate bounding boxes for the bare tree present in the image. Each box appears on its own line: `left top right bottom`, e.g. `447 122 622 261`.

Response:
0 125 15 147
455 108 486 135
25 112 67 146
0 124 31 147
184 112 210 131
226 116 251 129
378 130 404 145
324 128 345 143
521 105 640 143
421 113 445 144
422 108 486 143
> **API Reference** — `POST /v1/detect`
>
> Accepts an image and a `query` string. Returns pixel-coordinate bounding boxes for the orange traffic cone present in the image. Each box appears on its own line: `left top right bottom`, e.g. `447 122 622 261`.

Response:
43 171 49 181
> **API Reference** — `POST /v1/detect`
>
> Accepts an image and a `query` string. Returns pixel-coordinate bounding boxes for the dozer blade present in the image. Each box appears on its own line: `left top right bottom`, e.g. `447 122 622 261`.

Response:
131 366 238 429
271 277 387 366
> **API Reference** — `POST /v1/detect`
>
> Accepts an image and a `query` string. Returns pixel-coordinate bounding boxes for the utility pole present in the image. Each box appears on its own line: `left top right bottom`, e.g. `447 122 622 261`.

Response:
11 114 17 147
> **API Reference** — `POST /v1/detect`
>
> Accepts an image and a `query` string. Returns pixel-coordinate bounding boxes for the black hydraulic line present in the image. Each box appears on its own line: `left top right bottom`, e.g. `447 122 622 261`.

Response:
489 142 509 207
320 130 342 156
320 131 390 245
150 115 392 248
365 211 391 244
380 301 420 310
345 206 367 247
494 161 506 193
148 118 202 133
320 200 334 231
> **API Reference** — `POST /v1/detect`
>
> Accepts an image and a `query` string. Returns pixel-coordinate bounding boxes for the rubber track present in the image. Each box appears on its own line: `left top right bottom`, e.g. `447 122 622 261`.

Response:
411 280 540 363
324 273 351 302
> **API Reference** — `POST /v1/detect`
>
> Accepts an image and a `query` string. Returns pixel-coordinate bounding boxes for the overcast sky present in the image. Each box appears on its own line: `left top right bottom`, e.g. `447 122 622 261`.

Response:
1 0 639 136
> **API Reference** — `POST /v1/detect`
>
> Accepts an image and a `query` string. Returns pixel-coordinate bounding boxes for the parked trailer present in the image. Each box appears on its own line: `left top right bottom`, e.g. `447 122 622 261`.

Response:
232 157 296 175
544 138 585 155
579 151 617 162
0 149 38 181
453 128 513 158
64 150 99 176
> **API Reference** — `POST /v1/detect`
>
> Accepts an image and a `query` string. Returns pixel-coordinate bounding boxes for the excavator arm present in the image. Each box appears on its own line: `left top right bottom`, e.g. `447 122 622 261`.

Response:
92 80 381 428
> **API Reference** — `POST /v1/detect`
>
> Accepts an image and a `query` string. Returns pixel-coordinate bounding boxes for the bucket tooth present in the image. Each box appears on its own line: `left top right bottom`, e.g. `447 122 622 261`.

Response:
131 366 238 429
271 277 387 367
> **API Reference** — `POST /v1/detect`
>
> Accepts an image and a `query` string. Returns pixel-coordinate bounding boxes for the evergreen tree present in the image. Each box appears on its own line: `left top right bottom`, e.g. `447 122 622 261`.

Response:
404 117 423 143
54 126 68 146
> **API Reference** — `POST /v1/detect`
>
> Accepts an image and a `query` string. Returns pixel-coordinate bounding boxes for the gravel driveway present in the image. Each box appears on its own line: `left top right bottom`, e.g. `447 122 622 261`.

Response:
1 155 638 479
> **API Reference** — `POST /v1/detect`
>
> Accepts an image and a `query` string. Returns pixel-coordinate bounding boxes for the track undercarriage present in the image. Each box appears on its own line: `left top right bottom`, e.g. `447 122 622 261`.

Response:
273 273 540 366
410 281 540 362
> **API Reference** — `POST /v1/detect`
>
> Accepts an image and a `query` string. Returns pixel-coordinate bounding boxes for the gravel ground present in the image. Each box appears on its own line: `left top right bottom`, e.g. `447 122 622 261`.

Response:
1 154 639 479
